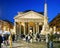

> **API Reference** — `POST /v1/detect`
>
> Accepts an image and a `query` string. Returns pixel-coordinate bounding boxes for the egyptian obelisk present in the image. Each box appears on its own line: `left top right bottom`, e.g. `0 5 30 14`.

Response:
41 0 49 35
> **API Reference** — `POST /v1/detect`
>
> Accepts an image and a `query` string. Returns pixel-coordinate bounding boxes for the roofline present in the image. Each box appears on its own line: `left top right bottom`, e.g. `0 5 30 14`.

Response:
49 13 60 24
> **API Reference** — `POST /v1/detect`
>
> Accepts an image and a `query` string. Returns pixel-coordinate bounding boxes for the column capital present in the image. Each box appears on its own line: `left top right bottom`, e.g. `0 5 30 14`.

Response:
39 22 43 25
35 22 38 24
23 22 26 26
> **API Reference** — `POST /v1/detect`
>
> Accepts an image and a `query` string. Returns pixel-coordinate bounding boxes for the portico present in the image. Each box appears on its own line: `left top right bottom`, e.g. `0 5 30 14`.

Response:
14 11 44 35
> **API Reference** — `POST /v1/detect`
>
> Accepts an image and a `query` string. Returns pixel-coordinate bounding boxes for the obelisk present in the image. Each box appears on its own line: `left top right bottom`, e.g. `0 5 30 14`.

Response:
41 0 49 35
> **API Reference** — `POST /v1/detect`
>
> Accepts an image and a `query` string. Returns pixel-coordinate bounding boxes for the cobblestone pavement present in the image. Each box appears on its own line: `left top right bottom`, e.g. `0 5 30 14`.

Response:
2 40 46 48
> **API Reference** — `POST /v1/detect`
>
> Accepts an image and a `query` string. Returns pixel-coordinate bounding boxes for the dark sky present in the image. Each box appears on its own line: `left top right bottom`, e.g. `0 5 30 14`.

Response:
0 0 60 23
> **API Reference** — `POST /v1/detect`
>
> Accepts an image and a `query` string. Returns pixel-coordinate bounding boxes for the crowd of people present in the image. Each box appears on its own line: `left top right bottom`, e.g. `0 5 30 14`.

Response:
0 30 60 48
0 32 15 48
19 32 60 48
20 32 43 43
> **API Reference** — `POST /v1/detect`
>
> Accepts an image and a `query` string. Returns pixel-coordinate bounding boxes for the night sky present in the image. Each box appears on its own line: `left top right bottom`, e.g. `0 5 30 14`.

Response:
0 0 60 23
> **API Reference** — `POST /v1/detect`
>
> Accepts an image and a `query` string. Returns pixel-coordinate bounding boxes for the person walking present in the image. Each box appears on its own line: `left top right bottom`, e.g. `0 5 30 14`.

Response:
12 34 15 42
49 33 53 48
46 34 50 48
0 34 3 48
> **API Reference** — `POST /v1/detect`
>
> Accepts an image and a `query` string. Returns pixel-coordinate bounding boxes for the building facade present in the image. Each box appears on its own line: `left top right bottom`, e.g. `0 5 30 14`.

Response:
0 20 13 32
14 10 49 35
14 1 50 36
14 11 44 35
49 14 60 32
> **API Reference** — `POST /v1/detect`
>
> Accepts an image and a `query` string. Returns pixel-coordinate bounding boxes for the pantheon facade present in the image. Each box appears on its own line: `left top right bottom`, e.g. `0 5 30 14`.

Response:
14 10 49 35
14 1 50 35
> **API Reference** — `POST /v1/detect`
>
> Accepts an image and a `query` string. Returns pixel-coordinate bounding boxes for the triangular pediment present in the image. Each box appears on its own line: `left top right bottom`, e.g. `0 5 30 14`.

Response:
14 11 44 19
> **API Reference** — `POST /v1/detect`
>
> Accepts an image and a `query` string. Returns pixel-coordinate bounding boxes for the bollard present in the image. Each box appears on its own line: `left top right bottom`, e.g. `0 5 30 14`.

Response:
9 35 12 48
